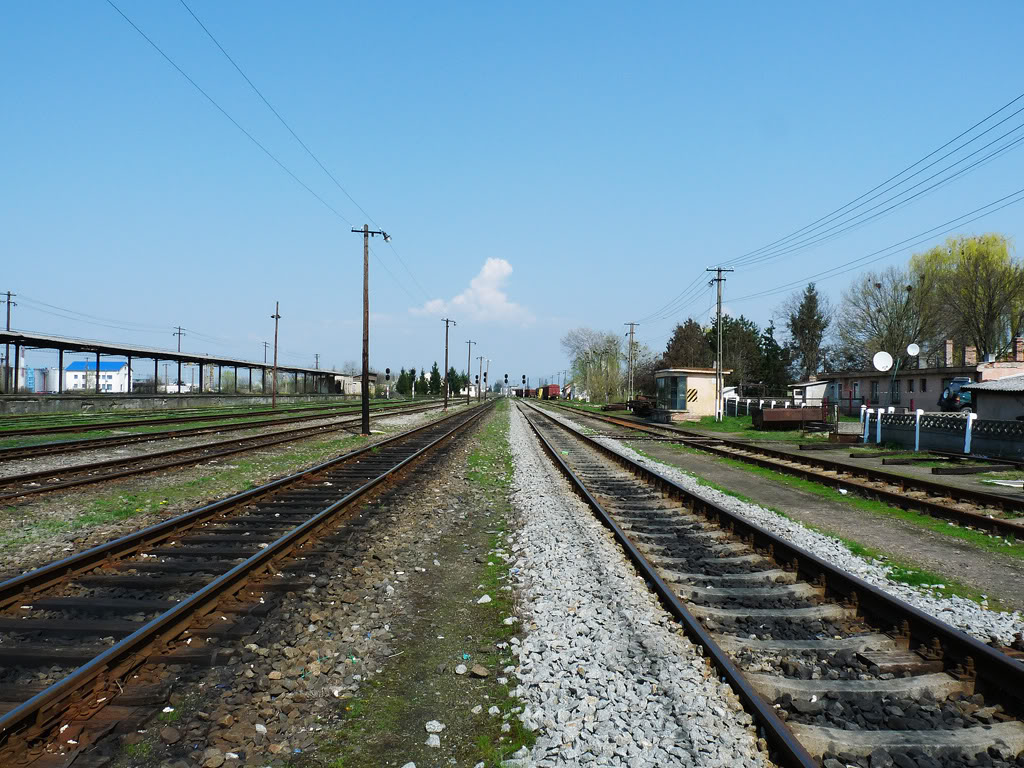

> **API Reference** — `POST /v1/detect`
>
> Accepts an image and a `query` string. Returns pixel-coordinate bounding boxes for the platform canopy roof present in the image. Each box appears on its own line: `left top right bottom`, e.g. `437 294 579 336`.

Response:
0 330 337 377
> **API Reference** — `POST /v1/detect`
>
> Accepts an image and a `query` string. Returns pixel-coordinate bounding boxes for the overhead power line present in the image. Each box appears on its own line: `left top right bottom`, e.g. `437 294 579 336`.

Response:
725 90 1024 268
729 119 1024 268
176 0 430 301
729 185 1024 304
104 0 420 303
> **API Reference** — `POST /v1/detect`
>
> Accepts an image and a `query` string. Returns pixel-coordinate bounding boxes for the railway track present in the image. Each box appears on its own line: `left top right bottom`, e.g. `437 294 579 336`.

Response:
0 399 412 438
546 403 1024 539
0 401 428 462
0 401 493 765
519 402 1024 767
0 401 447 502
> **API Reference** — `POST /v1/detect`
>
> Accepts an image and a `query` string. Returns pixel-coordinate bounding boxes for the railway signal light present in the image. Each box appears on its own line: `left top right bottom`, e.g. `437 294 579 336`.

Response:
504 374 508 383
385 367 390 381
521 375 526 384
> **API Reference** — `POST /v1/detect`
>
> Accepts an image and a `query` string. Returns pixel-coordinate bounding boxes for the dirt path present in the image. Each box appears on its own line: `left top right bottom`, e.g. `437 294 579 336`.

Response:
636 442 1024 613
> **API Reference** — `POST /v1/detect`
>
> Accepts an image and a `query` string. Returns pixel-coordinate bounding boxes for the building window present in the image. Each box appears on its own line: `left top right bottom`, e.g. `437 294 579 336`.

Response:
655 375 688 410
907 379 915 393
921 379 927 392
870 380 879 400
892 379 901 404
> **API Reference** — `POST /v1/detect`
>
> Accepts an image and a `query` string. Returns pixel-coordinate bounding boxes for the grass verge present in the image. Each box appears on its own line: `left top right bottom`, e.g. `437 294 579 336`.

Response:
309 400 534 768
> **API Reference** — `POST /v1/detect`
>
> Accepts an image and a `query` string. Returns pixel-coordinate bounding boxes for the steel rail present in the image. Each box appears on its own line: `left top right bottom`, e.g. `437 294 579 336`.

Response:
0 399 436 437
548 403 1024 538
517 403 818 768
0 401 494 755
0 401 432 461
525 403 1024 710
0 402 446 501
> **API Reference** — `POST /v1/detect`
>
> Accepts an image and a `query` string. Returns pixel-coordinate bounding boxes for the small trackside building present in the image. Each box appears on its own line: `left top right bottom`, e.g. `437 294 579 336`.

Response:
652 367 730 422
64 361 130 393
961 374 1024 421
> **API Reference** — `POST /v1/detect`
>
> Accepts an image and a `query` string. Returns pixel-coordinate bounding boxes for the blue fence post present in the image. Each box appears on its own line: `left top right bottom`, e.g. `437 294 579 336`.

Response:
876 409 883 443
863 409 872 443
914 409 924 451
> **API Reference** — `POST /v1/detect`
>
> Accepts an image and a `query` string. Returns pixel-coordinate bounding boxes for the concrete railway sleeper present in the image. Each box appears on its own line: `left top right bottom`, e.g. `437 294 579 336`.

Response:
0 401 446 502
519 402 1024 768
0 401 494 766
545 403 1024 540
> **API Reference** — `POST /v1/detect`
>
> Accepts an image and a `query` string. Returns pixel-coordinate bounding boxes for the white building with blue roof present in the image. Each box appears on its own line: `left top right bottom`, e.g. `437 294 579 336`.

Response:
64 360 130 393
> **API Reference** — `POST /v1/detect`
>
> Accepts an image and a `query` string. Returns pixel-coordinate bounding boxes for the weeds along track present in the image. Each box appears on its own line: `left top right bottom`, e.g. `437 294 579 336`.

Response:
0 401 429 461
519 402 1024 768
0 402 445 502
0 402 494 765
546 403 1024 539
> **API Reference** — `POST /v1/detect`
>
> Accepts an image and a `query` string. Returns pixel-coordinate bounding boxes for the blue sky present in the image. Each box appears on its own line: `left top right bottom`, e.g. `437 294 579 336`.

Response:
3 1 1023 382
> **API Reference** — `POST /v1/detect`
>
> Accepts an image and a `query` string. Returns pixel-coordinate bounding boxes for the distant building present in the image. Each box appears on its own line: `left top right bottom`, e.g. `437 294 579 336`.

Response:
826 339 1024 412
64 361 130 393
653 367 731 421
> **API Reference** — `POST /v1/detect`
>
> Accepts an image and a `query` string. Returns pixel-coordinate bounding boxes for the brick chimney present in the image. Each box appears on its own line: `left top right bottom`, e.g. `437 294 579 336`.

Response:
944 339 954 367
1014 337 1024 363
964 345 977 366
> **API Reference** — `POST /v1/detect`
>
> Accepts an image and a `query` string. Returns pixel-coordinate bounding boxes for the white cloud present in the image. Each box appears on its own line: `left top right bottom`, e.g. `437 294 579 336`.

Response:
411 258 534 326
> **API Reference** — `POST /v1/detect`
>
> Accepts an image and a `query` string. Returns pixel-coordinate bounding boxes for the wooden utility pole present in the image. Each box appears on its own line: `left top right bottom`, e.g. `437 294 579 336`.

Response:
706 267 734 422
270 302 281 409
442 318 456 410
465 340 475 406
351 225 390 435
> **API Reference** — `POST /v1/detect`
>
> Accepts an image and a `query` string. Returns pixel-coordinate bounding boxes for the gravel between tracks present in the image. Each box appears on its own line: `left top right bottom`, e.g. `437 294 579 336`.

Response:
509 405 772 767
536 408 1024 647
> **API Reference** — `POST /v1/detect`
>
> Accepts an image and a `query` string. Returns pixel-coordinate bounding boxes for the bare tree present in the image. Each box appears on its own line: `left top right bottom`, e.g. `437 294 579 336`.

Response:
837 265 939 369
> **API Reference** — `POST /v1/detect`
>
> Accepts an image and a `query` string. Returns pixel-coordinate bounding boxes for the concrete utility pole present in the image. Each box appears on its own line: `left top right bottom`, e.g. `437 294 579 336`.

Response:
314 353 319 370
352 225 390 436
2 291 14 393
173 326 186 392
477 356 485 403
270 302 281 409
484 358 490 402
442 318 456 411
465 340 475 406
262 341 270 364
624 322 638 402
706 267 734 422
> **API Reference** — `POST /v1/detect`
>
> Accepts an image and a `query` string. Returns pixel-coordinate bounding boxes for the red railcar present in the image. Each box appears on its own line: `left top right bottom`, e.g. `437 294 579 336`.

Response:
541 384 560 400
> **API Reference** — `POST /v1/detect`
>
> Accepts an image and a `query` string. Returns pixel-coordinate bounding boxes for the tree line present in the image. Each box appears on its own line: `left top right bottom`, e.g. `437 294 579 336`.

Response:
563 233 1022 400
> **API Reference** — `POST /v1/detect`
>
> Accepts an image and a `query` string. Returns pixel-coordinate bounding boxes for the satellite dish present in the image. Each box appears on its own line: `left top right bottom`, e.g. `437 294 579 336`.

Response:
907 343 920 356
872 351 894 372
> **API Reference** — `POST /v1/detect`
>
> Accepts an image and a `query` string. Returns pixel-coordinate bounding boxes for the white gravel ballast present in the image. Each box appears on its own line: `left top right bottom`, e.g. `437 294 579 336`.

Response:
508 406 770 768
